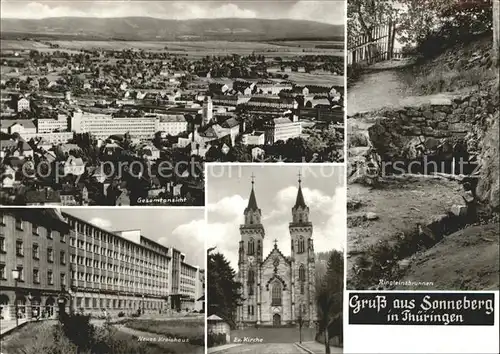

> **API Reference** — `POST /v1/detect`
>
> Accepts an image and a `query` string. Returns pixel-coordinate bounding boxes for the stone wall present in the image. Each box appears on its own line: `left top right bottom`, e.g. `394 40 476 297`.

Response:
348 83 499 211
348 90 496 162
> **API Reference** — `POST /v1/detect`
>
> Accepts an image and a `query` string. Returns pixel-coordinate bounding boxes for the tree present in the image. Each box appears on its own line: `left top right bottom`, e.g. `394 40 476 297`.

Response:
397 0 493 56
316 250 344 353
494 0 499 65
207 249 242 328
348 0 398 62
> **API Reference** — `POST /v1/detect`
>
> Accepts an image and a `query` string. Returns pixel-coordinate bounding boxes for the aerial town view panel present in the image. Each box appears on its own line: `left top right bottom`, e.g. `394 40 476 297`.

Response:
0 1 345 206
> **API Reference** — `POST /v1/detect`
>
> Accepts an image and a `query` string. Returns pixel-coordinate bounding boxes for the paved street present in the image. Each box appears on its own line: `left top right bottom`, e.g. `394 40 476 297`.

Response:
215 343 308 354
298 341 343 354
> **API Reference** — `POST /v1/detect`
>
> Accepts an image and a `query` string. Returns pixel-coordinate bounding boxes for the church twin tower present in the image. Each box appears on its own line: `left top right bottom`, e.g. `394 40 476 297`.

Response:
237 176 316 327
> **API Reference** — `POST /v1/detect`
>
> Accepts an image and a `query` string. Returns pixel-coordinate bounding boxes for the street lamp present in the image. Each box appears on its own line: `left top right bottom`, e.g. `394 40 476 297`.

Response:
12 269 19 327
298 303 304 344
142 294 145 315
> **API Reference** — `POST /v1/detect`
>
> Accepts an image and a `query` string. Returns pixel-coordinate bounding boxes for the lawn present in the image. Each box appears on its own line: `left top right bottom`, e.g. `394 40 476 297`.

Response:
0 319 203 354
123 318 204 346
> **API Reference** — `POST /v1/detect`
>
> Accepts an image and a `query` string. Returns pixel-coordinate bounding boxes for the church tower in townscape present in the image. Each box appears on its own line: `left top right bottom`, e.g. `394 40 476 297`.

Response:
238 174 265 325
289 174 316 326
237 174 316 327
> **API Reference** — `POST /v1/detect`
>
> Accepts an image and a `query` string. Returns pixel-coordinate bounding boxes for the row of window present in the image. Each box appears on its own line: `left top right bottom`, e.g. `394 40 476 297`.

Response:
15 241 66 264
71 271 167 289
0 215 65 242
75 297 163 310
180 278 195 286
180 266 197 278
0 264 63 286
246 237 308 255
70 238 168 271
180 286 195 294
246 238 261 255
70 219 167 262
72 255 167 279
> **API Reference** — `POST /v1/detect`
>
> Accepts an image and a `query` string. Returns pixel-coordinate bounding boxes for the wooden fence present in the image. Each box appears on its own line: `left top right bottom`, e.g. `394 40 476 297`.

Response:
348 22 398 66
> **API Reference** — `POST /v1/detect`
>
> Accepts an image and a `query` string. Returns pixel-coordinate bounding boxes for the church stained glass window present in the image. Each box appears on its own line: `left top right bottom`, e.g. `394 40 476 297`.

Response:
271 283 282 306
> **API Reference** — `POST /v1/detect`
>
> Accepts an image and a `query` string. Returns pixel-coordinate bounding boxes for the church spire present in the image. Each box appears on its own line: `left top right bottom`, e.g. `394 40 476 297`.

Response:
294 171 307 209
246 173 259 212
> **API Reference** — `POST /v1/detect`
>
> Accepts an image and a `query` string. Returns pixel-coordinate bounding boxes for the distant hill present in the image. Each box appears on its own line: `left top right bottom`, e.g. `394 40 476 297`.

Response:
0 17 344 41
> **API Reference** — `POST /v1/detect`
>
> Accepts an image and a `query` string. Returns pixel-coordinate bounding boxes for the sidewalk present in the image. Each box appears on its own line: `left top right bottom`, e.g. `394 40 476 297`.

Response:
296 341 343 354
0 318 30 337
207 343 241 353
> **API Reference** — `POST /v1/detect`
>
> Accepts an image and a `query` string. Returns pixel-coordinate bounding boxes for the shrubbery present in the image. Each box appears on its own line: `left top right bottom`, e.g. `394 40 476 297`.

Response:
207 333 227 347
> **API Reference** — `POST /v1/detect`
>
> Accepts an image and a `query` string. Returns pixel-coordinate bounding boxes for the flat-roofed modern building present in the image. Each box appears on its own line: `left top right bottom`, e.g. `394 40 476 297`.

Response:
69 111 158 140
0 208 204 320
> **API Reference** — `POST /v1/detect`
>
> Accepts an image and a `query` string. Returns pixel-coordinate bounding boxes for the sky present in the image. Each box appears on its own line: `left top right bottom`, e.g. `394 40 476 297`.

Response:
207 165 346 270
0 1 345 24
62 208 205 268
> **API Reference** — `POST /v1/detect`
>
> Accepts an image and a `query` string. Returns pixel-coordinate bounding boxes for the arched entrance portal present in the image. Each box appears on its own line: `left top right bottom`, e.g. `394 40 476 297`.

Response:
31 296 41 318
45 296 55 318
273 313 281 327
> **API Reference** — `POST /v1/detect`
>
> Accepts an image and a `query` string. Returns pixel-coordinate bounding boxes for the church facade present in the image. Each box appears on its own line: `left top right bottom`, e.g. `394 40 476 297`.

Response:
236 178 317 327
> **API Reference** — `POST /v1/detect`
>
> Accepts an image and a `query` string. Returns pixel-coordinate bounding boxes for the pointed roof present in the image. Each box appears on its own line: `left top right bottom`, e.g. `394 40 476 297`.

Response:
245 173 259 212
294 174 307 208
247 183 258 211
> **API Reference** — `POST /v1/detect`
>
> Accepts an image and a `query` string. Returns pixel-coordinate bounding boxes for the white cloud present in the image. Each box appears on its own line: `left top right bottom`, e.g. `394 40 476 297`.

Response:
0 1 257 20
171 219 205 245
0 1 342 24
171 2 257 20
158 218 206 268
314 186 346 252
264 186 338 221
206 221 240 269
208 194 247 221
89 217 112 230
287 0 345 24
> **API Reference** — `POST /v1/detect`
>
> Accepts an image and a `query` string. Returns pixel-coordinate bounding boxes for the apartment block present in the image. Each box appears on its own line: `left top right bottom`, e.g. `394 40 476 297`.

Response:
0 208 70 320
0 209 204 320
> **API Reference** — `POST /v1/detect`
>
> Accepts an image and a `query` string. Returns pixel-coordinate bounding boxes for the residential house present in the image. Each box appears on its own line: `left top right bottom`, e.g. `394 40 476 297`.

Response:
242 131 265 145
264 117 302 145
115 189 130 206
139 143 160 161
157 115 188 136
16 96 30 112
251 147 265 161
219 117 240 146
0 139 33 159
63 156 86 176
23 188 62 206
1 165 17 189
1 120 37 138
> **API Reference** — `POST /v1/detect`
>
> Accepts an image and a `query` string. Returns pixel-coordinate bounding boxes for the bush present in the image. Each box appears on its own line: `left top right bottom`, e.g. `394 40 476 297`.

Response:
207 333 227 347
117 311 125 318
59 313 97 351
